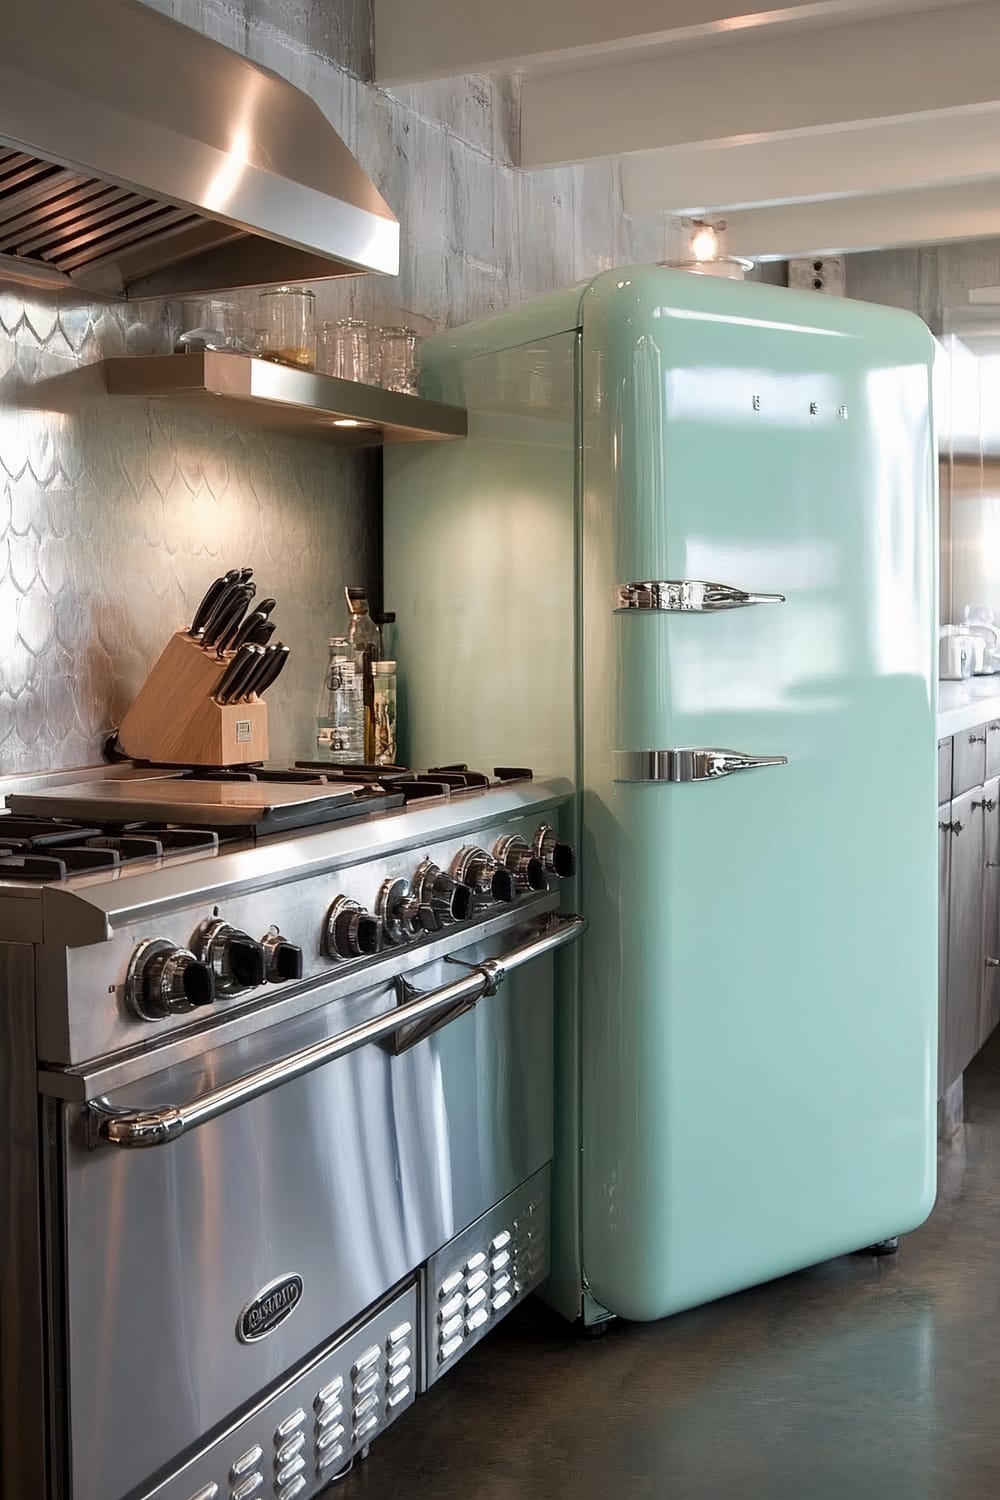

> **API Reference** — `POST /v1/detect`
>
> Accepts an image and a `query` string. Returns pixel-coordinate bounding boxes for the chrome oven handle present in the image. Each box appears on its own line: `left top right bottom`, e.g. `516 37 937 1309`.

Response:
86 913 587 1151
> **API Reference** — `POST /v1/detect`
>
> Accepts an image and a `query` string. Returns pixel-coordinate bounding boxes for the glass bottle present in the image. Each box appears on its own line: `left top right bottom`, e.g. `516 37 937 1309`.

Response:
372 660 397 765
314 637 364 763
346 586 381 761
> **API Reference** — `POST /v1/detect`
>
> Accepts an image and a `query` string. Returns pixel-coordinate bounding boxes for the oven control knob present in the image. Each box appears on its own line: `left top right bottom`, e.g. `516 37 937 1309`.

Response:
261 931 304 983
493 835 548 892
376 878 441 945
532 824 576 879
324 896 384 960
451 846 517 906
413 859 475 924
192 919 266 995
126 937 215 1020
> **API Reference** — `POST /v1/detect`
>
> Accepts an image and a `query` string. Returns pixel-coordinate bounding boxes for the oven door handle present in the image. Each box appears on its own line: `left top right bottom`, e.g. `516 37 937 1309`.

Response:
86 913 586 1150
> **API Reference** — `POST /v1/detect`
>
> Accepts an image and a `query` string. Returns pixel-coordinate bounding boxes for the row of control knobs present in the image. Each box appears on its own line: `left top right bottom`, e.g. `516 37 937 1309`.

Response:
127 922 303 1020
126 825 574 1018
324 825 574 961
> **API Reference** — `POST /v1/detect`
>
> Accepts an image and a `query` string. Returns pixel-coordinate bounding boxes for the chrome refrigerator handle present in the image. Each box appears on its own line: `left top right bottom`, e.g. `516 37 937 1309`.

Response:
614 580 785 612
86 914 586 1150
614 749 788 783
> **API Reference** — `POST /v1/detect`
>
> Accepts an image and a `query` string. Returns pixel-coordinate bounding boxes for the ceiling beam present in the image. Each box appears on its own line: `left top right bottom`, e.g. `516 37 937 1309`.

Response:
373 0 948 86
721 181 1000 260
621 109 1000 216
519 1 1000 167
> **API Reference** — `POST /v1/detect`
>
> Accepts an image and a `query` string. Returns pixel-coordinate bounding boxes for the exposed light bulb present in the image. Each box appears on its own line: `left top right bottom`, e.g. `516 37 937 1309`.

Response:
689 223 719 262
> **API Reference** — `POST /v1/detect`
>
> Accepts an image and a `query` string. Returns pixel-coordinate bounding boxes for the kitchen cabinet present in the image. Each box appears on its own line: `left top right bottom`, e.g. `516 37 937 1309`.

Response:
938 737 953 804
937 741 1000 1098
987 722 1000 781
981 778 1000 1044
942 784 983 1092
938 808 952 1097
954 726 987 794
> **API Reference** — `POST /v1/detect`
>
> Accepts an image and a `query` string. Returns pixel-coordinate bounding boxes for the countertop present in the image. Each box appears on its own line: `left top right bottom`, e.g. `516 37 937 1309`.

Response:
938 680 1000 739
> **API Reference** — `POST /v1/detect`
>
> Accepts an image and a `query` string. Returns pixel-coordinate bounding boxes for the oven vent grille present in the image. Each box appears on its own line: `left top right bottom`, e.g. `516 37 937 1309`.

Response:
0 149 206 279
432 1185 549 1379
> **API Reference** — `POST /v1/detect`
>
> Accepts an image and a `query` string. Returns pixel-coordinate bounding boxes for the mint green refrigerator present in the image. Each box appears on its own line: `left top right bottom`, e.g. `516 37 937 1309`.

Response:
385 266 937 1326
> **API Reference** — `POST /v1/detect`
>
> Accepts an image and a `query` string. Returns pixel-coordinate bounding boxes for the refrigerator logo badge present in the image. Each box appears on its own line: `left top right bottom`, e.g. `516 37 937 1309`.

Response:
237 1273 303 1343
235 720 253 743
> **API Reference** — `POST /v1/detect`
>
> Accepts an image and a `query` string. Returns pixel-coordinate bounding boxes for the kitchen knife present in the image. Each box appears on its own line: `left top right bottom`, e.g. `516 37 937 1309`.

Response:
195 578 244 646
247 619 276 647
189 569 239 637
239 643 277 699
244 643 289 699
215 586 259 653
217 644 263 703
231 602 276 650
206 583 256 653
214 643 258 703
238 566 254 584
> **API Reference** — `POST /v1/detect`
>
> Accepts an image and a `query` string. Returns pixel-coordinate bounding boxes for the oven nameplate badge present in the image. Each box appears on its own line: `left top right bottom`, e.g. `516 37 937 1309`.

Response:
237 1273 304 1343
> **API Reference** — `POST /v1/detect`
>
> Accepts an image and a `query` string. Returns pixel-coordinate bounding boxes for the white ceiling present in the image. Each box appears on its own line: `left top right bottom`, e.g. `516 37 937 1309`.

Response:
374 0 1000 259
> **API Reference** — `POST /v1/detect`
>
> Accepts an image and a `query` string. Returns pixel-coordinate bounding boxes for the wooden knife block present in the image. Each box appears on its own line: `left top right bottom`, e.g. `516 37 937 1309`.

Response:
118 632 270 767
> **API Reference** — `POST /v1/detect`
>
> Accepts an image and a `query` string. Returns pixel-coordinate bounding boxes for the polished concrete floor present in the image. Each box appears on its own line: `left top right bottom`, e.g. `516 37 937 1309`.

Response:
344 1039 1000 1499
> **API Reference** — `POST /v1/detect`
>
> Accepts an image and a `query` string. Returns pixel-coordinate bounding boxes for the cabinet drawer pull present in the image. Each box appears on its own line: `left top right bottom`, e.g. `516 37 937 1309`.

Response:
973 798 997 812
970 733 987 744
939 820 964 835
987 959 1000 969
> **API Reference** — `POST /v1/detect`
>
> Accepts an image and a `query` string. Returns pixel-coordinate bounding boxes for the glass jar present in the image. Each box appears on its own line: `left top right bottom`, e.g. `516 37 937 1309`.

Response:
257 287 316 369
372 659 397 765
174 299 247 353
320 318 370 383
377 326 419 394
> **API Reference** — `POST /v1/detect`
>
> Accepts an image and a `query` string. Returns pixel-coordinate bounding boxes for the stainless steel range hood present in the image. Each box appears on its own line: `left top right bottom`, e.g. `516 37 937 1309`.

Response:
0 0 399 300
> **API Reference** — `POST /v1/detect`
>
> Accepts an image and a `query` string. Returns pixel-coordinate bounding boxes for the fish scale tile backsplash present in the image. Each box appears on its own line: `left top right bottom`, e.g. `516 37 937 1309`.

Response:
0 292 375 770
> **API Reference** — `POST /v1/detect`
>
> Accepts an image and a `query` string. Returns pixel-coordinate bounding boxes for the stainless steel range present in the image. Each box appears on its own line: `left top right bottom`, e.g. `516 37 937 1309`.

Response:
0 762 581 1500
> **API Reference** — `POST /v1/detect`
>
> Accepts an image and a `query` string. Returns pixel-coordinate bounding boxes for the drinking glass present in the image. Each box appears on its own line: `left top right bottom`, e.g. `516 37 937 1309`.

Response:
320 318 370 383
377 326 419 394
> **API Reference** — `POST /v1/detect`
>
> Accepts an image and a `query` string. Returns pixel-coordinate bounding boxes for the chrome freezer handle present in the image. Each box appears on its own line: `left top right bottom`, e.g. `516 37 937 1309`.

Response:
614 748 788 783
86 913 587 1151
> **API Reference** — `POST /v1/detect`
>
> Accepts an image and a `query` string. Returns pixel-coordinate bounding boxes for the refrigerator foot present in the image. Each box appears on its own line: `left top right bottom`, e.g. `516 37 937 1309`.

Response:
574 1315 616 1340
863 1236 900 1256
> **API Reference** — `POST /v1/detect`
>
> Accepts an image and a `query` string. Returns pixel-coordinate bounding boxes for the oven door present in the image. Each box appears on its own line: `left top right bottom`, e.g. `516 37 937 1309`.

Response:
46 918 571 1500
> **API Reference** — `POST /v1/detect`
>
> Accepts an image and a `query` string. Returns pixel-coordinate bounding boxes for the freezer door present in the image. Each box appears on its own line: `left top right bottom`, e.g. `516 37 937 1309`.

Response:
579 267 937 1321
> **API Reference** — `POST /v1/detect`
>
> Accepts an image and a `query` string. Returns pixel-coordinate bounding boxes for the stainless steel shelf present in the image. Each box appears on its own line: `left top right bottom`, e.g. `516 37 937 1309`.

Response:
101 352 467 446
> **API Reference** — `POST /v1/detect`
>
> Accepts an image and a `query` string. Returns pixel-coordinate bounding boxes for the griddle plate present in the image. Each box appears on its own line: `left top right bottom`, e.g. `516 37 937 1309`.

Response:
8 777 371 832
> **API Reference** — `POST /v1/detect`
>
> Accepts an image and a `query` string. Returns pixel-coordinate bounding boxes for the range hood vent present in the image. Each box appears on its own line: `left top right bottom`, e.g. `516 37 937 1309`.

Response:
0 0 399 301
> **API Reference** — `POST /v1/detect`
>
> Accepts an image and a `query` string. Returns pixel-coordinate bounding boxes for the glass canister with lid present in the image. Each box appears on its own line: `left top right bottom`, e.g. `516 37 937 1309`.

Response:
257 286 316 369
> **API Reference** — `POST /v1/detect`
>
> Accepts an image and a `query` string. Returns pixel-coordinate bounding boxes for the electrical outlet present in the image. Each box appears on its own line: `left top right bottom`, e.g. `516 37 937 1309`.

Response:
789 257 846 296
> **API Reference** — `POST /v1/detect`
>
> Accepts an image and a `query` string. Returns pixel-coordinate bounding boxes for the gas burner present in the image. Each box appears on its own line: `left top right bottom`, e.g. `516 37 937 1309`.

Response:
0 813 222 881
293 762 535 800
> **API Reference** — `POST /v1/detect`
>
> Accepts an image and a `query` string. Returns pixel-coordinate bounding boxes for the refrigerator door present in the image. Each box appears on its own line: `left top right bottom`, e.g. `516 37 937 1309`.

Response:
579 266 937 1320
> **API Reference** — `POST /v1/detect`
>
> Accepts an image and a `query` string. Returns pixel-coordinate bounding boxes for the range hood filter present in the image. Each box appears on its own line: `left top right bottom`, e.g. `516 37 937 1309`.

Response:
0 0 400 300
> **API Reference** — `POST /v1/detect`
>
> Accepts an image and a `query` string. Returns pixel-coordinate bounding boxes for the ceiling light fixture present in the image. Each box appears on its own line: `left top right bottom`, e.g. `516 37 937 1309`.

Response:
665 217 753 281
